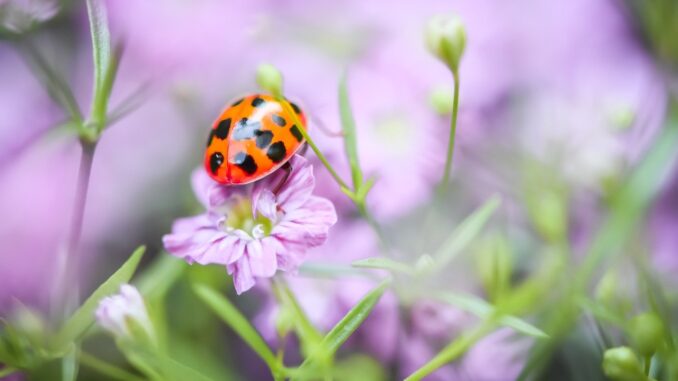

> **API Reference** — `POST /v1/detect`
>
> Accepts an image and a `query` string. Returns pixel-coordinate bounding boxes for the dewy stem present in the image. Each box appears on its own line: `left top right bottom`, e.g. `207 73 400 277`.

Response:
439 71 461 194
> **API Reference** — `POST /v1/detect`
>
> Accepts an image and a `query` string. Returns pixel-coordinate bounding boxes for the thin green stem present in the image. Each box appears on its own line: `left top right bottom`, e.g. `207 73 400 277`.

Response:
278 99 351 191
79 351 146 381
404 319 494 381
439 72 461 194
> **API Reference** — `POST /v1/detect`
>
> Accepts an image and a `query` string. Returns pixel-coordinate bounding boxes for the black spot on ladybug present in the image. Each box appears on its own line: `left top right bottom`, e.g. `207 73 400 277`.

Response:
231 98 244 107
209 152 224 174
251 97 265 107
290 125 303 142
214 118 231 139
232 152 258 174
206 130 216 147
272 114 286 127
290 102 302 115
266 141 287 163
255 130 273 148
233 118 263 140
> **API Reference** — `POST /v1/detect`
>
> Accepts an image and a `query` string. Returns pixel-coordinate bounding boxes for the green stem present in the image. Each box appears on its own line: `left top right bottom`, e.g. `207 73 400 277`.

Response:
79 351 146 381
404 319 494 381
439 72 461 194
278 99 351 191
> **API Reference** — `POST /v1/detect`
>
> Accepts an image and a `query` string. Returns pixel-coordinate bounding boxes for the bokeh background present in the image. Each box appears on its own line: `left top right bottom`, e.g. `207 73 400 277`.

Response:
1 0 678 380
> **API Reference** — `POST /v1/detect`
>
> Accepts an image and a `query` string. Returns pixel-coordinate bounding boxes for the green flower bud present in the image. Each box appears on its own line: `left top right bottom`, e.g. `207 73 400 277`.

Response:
428 86 455 115
527 189 568 243
475 233 512 302
628 313 665 356
602 347 645 381
256 63 284 98
425 15 466 73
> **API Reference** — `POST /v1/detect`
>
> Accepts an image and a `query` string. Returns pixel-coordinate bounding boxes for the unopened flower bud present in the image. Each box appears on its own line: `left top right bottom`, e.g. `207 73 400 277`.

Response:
602 347 645 381
527 190 567 244
95 284 155 344
429 86 455 115
425 15 466 73
628 312 664 356
475 233 512 302
256 63 284 98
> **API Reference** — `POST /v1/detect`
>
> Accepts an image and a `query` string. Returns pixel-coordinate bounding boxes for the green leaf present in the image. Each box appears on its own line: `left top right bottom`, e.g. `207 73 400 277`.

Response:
272 279 323 350
577 297 626 328
339 72 364 190
16 41 83 123
299 262 373 279
86 0 122 135
125 345 215 381
293 280 390 380
352 257 414 275
433 195 501 269
321 280 389 355
54 246 145 349
86 0 111 101
193 284 277 371
438 292 548 339
136 254 186 300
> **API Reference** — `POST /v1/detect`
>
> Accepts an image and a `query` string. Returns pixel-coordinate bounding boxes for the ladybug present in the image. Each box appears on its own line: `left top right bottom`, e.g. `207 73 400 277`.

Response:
205 94 307 185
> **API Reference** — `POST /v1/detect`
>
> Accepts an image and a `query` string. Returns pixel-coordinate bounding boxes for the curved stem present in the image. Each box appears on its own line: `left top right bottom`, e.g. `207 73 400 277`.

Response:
404 319 494 381
439 73 461 193
278 99 351 191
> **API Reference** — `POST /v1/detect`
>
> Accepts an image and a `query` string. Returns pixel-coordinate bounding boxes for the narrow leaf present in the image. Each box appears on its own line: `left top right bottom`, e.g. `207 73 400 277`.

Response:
321 280 389 355
86 0 111 96
433 195 501 268
127 346 215 381
193 284 277 371
339 72 364 190
54 246 145 348
17 41 83 122
438 293 548 339
352 257 414 275
135 254 186 300
576 297 626 328
294 280 390 379
272 279 323 348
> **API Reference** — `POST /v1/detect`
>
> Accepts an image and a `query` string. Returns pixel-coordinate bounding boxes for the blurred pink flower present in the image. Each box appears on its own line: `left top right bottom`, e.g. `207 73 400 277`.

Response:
163 155 337 294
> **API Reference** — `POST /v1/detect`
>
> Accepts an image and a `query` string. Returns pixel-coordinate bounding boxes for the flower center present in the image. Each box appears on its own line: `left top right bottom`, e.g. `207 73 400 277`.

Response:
224 198 273 237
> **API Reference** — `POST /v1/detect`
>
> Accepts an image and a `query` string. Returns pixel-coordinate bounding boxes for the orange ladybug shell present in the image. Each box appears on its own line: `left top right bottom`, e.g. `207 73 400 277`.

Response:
205 94 307 185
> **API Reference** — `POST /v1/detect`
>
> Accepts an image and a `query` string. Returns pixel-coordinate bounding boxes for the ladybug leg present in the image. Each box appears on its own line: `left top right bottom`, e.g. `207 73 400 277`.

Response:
298 143 309 156
273 161 293 195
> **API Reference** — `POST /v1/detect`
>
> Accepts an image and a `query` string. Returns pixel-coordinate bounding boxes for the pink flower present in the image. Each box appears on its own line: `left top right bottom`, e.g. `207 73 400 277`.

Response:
163 155 337 294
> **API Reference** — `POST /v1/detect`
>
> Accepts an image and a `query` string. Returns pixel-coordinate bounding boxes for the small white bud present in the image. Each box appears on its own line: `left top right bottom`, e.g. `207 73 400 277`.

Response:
425 15 466 73
256 63 284 98
95 284 154 343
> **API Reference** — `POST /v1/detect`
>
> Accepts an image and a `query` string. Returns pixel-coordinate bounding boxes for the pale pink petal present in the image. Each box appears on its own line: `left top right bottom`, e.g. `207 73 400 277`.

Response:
275 156 315 212
229 258 255 295
253 189 278 221
190 169 214 209
225 237 247 265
